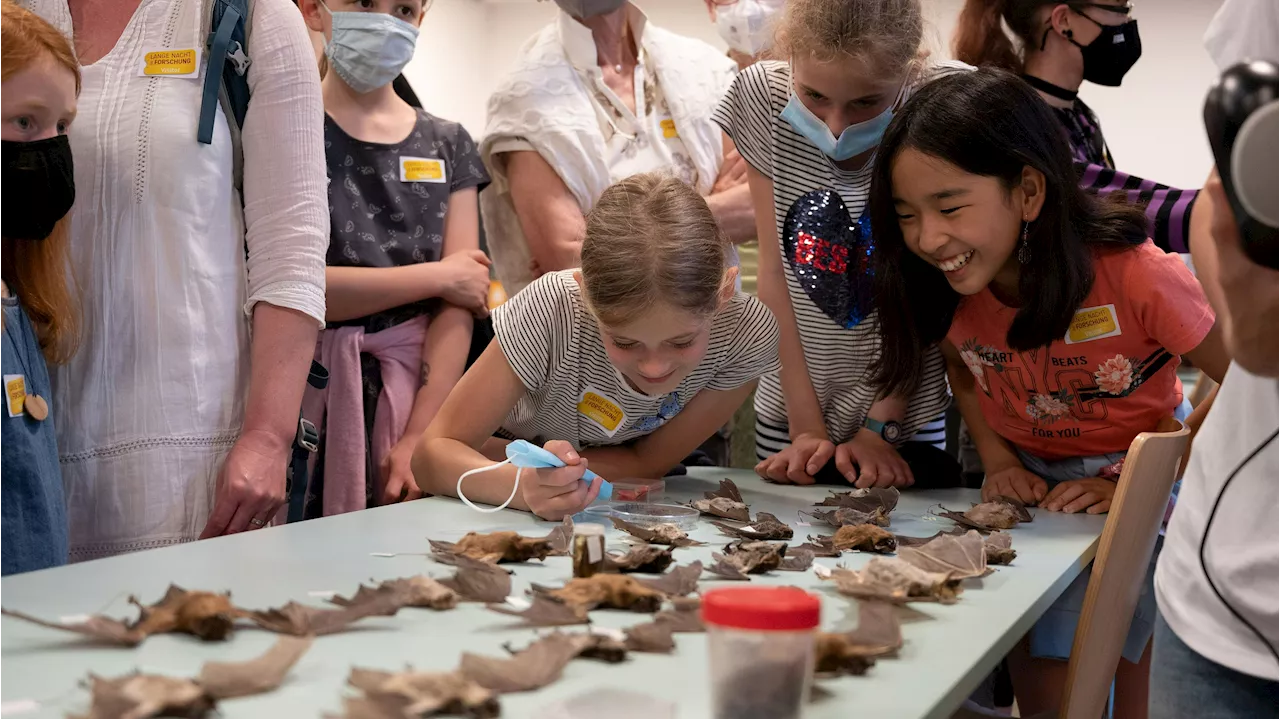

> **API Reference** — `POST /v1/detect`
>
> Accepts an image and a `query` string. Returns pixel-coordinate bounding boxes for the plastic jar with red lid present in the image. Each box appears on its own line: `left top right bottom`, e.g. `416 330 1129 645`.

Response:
701 586 821 719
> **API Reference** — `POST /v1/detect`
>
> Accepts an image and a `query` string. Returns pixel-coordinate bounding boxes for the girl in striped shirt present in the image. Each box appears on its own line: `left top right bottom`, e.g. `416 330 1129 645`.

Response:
412 172 780 520
714 0 964 488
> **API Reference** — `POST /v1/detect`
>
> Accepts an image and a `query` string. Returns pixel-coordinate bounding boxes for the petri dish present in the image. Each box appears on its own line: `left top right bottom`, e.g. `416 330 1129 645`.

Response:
585 502 700 532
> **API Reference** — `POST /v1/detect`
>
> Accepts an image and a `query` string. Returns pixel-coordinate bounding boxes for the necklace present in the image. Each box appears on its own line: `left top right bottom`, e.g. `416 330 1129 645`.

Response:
1021 74 1078 102
2 302 49 421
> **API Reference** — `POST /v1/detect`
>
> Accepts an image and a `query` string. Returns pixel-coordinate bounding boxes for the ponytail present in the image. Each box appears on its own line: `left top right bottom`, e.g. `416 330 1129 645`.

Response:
953 0 1022 72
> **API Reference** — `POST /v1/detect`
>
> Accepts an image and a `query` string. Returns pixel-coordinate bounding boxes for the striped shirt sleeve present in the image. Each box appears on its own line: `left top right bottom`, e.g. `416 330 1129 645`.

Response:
491 273 573 392
707 297 782 391
1076 161 1197 254
712 62 781 179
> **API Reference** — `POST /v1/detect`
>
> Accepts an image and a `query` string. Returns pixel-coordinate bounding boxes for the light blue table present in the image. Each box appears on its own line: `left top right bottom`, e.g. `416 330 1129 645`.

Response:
1 469 1106 718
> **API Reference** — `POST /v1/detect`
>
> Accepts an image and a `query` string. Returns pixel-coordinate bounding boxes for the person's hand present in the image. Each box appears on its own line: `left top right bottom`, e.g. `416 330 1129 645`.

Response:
712 149 748 193
520 440 604 520
379 436 426 506
200 429 290 538
839 429 915 488
1041 477 1116 514
981 465 1048 505
438 250 492 318
754 432 835 485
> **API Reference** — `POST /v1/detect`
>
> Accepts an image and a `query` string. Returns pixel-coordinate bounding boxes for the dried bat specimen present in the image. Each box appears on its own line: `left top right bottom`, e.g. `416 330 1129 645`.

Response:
792 538 843 558
624 620 677 654
68 636 311 719
486 595 591 627
936 497 1031 532
813 601 902 677
609 517 704 547
894 528 967 548
624 600 705 653
778 548 816 572
897 530 989 580
705 541 787 580
826 558 963 604
339 667 499 719
328 576 458 612
984 532 1017 565
710 511 794 541
2 585 244 647
814 487 900 514
823 525 898 554
246 591 401 636
802 506 891 529
602 545 675 574
705 478 745 503
438 556 513 603
689 496 751 523
537 574 666 613
430 528 560 565
655 598 705 633
459 632 587 694
544 516 576 555
633 561 704 597
504 630 629 665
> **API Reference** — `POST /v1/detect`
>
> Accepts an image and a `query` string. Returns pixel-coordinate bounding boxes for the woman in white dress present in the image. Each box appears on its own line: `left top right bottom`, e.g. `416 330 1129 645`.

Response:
21 0 328 560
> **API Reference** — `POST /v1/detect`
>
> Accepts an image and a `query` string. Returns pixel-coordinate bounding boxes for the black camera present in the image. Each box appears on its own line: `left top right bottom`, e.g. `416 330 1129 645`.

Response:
1204 60 1279 269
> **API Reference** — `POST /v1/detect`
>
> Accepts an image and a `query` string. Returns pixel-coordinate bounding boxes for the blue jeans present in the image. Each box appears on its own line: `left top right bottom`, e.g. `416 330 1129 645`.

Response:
1150 610 1279 718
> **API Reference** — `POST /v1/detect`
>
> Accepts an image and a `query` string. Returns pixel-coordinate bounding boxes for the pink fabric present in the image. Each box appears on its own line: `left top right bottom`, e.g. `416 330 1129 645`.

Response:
301 315 428 516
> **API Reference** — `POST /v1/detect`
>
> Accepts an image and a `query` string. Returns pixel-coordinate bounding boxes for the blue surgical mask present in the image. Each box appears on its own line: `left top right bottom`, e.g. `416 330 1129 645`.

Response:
780 92 895 162
320 1 420 94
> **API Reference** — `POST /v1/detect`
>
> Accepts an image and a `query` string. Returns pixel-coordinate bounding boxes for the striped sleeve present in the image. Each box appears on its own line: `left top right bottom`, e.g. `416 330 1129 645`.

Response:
712 62 781 179
491 273 573 392
707 297 782 391
1076 161 1197 254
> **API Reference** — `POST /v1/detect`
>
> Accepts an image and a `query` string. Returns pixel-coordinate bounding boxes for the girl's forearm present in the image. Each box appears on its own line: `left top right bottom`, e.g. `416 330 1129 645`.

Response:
399 306 474 447
413 436 533 512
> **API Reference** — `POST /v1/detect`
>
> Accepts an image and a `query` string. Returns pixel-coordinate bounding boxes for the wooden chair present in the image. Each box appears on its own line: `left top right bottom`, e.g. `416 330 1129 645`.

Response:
952 417 1189 719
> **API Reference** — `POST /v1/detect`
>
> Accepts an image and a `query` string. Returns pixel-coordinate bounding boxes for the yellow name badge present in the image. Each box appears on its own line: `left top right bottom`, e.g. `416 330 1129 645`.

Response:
138 48 201 78
660 119 679 139
577 388 626 437
1065 304 1122 344
400 157 447 184
4 374 26 418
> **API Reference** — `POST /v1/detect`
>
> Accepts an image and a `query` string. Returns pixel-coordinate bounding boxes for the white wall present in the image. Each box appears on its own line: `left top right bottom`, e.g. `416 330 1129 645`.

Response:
400 0 1223 187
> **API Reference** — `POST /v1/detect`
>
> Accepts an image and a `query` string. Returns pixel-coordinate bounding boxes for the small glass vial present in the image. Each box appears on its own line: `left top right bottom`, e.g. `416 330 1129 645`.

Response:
573 524 606 578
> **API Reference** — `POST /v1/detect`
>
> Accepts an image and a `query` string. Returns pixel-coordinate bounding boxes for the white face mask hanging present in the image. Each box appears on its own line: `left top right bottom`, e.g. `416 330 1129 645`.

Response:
456 440 613 513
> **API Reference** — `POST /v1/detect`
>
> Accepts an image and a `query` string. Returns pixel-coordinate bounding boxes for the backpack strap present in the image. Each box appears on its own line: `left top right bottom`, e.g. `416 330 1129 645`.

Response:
199 0 253 188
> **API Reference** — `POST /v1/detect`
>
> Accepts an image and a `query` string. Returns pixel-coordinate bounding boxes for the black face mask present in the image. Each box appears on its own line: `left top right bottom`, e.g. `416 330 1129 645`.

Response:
1069 14 1142 87
2 135 76 241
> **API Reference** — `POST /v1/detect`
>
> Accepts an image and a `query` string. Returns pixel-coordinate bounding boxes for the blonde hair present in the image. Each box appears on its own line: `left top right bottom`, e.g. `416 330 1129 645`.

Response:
1 0 81 365
774 0 923 76
580 173 731 327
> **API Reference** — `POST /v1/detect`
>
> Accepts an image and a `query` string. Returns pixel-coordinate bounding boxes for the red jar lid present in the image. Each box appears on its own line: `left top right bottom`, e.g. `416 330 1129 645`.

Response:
701 587 821 631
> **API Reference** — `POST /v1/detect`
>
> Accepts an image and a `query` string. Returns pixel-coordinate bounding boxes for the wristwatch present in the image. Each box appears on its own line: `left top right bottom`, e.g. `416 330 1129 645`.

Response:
864 417 903 443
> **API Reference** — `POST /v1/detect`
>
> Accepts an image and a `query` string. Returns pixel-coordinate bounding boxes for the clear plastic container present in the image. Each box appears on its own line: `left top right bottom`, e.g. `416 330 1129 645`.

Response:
702 587 821 719
584 502 700 531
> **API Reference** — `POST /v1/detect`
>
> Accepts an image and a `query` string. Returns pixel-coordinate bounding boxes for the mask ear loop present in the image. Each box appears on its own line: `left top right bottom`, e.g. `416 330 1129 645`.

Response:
457 460 522 513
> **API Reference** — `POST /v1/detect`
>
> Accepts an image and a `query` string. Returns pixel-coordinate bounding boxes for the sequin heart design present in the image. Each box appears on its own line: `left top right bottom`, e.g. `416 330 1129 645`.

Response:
781 189 875 328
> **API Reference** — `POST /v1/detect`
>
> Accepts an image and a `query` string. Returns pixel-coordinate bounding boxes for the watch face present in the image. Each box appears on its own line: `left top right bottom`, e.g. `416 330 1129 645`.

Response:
883 422 903 443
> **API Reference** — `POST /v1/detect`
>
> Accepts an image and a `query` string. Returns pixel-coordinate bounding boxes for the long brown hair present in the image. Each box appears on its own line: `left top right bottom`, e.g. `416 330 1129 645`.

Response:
1 0 81 364
953 0 1060 73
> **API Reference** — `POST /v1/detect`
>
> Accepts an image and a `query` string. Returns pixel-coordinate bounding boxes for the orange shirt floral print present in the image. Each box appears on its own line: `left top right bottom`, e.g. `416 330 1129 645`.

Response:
948 241 1215 461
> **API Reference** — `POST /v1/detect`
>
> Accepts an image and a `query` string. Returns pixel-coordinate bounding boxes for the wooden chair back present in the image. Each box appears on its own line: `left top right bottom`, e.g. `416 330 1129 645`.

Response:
1059 417 1189 719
